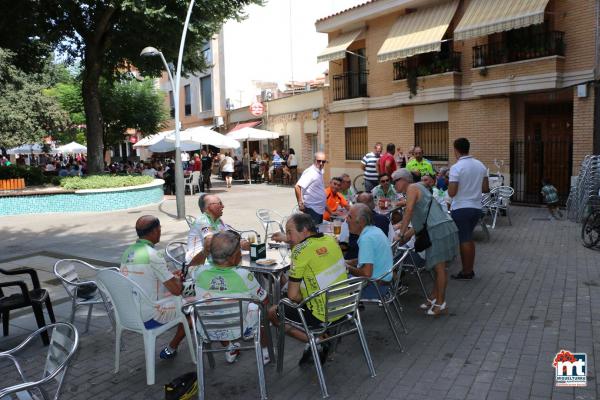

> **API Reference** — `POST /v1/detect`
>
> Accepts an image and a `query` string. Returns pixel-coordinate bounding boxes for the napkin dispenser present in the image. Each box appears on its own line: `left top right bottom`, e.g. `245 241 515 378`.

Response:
250 242 266 261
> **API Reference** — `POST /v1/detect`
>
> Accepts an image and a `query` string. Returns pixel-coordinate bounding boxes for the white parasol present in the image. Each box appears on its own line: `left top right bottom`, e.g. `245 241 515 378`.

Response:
225 127 280 183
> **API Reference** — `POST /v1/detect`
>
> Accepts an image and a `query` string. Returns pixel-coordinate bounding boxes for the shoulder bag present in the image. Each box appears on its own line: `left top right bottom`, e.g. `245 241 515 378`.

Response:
414 194 433 252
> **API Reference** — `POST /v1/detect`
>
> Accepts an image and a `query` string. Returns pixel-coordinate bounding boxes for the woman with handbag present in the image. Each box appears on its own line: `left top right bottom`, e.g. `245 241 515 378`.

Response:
392 168 459 316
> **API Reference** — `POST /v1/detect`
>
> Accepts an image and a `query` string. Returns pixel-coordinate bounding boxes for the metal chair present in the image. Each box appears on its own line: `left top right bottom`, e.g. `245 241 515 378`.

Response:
53 259 117 333
183 298 269 400
276 277 376 398
0 322 79 400
0 268 56 346
394 243 431 301
362 250 410 351
487 186 515 229
185 171 202 195
256 209 284 243
185 215 197 228
96 269 196 385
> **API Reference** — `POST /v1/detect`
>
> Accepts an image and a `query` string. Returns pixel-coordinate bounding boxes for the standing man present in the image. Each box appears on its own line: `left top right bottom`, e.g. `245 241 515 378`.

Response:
120 216 187 360
448 138 489 280
361 143 382 192
406 146 434 181
378 143 397 176
200 149 212 192
295 152 327 224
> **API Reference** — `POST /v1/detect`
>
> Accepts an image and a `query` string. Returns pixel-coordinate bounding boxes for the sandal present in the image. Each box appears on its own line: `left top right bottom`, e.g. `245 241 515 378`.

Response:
419 298 436 310
426 302 448 316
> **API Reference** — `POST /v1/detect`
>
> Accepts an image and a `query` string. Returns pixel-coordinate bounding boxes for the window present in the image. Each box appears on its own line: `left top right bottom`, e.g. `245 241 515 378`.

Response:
184 84 191 116
169 91 175 118
345 127 368 160
311 134 318 156
200 75 212 111
414 122 449 161
201 42 212 65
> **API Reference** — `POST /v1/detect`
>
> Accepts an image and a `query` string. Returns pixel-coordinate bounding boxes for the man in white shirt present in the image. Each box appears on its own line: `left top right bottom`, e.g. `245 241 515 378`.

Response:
295 152 327 224
448 138 489 280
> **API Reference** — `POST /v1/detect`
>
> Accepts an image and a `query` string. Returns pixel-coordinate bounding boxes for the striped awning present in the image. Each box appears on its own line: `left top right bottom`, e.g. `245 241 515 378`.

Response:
377 1 459 63
317 29 364 63
454 0 551 41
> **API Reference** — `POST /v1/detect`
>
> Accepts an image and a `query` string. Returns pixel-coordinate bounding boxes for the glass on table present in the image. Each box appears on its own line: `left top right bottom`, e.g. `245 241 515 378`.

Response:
247 233 256 244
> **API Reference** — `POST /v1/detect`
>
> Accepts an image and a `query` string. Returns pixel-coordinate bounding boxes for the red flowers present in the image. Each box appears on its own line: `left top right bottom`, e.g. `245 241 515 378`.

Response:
553 350 576 367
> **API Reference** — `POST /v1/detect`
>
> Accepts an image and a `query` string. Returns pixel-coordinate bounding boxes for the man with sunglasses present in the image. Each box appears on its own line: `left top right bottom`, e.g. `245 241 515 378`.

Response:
186 194 250 267
339 173 356 203
120 215 188 360
295 152 328 224
371 173 398 204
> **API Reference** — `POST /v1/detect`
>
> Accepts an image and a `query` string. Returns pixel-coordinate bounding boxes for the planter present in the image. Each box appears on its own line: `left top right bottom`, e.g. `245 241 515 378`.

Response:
0 178 25 190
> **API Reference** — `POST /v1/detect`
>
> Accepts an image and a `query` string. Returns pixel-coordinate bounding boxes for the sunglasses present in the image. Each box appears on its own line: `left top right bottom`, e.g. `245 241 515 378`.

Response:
380 179 390 183
316 160 327 164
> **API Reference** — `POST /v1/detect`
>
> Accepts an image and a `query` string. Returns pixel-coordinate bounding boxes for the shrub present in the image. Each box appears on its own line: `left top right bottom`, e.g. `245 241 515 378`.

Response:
0 165 46 186
60 175 154 190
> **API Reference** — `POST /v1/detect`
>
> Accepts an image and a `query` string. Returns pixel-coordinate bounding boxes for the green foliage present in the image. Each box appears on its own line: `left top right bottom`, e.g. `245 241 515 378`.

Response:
0 48 70 147
59 174 153 190
0 165 46 186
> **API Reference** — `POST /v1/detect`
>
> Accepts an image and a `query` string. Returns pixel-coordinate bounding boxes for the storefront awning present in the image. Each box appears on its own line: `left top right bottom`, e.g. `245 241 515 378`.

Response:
377 0 459 63
229 121 262 132
454 0 551 41
317 29 364 63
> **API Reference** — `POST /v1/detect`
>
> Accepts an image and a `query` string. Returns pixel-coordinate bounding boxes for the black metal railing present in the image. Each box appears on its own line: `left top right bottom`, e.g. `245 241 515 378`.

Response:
393 52 461 80
332 71 369 101
473 31 565 68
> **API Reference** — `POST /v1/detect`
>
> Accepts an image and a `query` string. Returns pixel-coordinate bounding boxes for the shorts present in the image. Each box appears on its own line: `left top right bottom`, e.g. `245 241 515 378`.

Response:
222 171 232 177
277 302 323 329
361 282 390 300
451 208 483 243
304 207 323 225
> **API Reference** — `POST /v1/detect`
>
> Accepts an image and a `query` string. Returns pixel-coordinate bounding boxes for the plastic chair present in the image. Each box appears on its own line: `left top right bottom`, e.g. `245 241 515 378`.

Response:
0 322 79 400
276 277 376 398
185 171 201 195
256 209 284 243
96 269 196 385
362 250 410 351
53 259 117 333
0 268 56 346
183 297 268 400
185 215 197 228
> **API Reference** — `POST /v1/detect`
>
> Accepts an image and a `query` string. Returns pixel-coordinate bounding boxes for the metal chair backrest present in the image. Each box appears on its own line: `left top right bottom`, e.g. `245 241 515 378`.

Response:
256 208 284 241
96 269 150 331
380 250 410 296
43 323 79 387
185 215 196 228
492 185 514 199
186 297 261 341
323 278 366 323
53 259 99 300
165 241 187 268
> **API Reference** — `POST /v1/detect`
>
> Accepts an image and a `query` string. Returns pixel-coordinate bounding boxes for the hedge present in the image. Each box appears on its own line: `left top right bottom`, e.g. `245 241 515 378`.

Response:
59 175 154 190
0 165 46 186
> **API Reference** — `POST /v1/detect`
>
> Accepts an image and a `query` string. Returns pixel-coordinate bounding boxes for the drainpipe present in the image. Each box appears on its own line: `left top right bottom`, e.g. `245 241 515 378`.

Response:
594 0 600 154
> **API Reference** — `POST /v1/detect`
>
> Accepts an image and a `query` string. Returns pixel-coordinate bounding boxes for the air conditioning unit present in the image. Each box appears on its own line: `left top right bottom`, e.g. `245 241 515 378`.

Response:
261 89 273 102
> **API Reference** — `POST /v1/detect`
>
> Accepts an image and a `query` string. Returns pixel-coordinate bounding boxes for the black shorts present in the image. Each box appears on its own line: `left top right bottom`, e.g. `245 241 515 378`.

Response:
222 171 232 177
277 302 323 329
451 208 483 243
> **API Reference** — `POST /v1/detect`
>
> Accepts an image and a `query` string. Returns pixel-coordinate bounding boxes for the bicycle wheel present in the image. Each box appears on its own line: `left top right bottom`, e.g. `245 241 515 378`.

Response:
581 210 600 248
353 174 366 192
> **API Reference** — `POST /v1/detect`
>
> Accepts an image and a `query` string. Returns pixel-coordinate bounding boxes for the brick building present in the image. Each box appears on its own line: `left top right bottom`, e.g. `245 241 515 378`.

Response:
317 0 598 204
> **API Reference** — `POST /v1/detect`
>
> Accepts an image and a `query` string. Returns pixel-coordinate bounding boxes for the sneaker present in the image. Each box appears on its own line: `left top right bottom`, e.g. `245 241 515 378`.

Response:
298 344 313 366
262 347 271 365
225 342 241 364
450 271 475 280
159 346 177 360
318 343 330 365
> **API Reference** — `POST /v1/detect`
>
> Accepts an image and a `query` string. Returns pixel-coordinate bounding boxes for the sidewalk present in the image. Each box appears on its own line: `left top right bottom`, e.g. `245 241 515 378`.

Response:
1 182 599 399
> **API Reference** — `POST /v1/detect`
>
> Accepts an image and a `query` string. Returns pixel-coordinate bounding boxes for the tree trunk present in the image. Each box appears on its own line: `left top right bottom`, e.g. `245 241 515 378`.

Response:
82 48 105 174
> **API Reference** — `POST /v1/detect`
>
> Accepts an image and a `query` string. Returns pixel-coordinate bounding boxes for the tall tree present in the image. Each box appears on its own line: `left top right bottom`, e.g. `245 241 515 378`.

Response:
0 49 70 148
15 0 262 173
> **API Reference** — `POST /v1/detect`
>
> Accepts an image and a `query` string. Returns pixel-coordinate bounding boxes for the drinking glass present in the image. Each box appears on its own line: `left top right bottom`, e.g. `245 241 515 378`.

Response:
278 244 289 265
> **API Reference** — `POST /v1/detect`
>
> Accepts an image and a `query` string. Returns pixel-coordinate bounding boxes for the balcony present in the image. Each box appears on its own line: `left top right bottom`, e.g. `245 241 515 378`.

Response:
472 30 565 68
332 71 368 101
393 52 461 81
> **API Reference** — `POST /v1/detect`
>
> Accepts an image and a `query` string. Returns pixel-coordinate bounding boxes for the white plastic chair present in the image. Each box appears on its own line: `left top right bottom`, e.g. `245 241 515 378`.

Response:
276 277 376 398
0 322 79 400
184 297 268 400
185 171 201 195
96 269 196 385
53 259 117 333
256 209 284 243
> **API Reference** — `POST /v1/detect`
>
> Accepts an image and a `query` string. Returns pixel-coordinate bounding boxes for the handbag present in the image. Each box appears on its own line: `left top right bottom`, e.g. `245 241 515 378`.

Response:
414 195 433 253
165 372 198 400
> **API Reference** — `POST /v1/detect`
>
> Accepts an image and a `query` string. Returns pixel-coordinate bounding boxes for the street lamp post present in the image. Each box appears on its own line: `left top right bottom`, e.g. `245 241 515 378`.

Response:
140 0 196 219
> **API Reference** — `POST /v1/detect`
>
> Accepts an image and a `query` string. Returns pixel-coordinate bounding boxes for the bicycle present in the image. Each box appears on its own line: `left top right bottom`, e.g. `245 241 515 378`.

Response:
581 196 600 248
353 174 366 192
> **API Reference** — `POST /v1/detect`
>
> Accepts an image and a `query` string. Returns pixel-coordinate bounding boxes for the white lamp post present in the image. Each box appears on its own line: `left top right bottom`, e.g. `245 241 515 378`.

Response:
140 0 196 219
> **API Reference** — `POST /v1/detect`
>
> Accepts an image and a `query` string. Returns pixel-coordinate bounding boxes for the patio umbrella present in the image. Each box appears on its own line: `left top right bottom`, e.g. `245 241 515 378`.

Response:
225 127 280 184
147 139 201 153
54 141 87 154
133 129 173 148
165 125 240 149
6 144 44 154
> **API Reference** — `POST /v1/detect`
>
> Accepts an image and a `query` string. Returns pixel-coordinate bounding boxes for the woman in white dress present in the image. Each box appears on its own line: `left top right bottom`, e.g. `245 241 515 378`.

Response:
222 153 235 188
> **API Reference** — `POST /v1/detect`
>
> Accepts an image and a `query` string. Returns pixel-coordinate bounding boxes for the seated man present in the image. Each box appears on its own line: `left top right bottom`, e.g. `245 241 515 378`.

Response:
371 173 398 205
345 204 394 299
186 194 249 267
323 176 349 221
194 231 270 364
120 215 187 360
339 173 356 203
268 213 347 365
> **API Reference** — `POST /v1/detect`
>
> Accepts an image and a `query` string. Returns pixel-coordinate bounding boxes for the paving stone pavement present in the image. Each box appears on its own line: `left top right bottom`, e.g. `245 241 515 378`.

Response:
1 182 599 399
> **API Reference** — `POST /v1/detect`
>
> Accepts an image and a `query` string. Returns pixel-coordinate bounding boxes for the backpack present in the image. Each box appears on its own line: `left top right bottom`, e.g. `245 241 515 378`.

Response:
165 372 198 400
